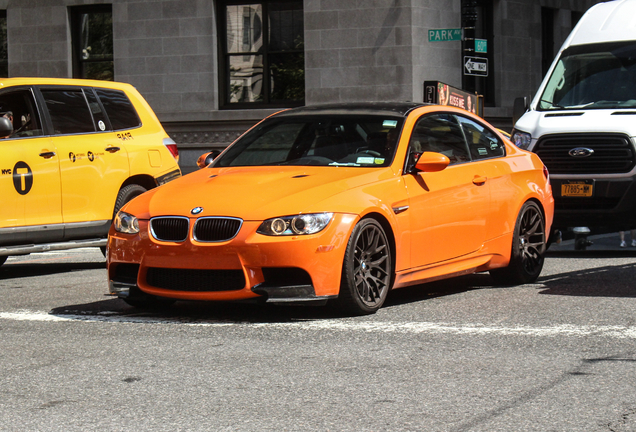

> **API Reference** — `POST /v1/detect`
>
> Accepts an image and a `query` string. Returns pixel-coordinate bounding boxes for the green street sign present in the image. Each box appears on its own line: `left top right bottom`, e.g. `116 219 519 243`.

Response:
428 28 462 42
475 39 488 53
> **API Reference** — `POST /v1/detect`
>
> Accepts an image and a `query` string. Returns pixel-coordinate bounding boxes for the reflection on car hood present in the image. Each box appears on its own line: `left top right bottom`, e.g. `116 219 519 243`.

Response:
127 165 393 220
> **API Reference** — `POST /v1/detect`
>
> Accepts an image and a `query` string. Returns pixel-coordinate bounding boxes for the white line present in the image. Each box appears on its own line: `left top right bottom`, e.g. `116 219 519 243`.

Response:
2 310 636 338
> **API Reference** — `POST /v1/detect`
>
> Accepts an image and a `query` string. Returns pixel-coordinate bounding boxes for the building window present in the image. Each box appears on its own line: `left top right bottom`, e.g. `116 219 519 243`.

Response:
219 1 304 108
0 11 7 78
541 7 556 77
70 5 114 81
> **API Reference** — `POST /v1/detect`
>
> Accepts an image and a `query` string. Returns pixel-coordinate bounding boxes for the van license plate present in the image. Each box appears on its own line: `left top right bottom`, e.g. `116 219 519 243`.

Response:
562 183 593 197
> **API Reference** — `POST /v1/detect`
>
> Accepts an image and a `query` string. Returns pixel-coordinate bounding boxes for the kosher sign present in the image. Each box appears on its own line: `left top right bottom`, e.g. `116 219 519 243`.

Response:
423 81 479 116
464 56 488 76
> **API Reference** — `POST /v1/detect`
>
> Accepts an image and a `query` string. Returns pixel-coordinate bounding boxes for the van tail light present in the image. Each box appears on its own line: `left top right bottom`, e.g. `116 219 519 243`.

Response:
163 137 179 162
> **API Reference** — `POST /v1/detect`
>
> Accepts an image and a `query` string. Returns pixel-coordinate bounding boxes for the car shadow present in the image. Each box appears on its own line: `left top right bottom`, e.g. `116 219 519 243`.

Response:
30 248 636 323
383 273 489 308
49 274 488 323
0 260 106 279
50 298 350 323
537 261 636 298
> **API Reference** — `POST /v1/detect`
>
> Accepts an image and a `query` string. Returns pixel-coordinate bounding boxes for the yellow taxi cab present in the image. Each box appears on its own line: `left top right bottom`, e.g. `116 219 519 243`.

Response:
0 78 181 266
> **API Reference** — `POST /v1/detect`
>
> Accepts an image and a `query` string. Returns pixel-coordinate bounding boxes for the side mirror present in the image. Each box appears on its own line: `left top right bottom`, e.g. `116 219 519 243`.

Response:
512 97 528 126
0 116 13 138
414 151 450 172
196 150 222 169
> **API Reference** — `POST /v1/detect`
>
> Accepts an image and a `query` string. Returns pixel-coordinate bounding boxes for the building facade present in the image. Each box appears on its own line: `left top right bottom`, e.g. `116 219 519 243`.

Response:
0 0 604 172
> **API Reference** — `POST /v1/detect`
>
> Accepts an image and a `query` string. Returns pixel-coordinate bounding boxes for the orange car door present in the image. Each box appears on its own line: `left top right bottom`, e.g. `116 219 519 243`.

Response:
404 113 490 268
455 114 509 241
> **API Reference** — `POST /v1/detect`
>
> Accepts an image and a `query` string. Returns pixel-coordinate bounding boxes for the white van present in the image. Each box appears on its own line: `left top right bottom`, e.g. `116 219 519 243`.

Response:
512 0 636 240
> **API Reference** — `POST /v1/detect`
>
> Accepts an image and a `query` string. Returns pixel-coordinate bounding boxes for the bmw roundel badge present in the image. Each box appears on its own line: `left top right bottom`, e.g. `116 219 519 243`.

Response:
191 207 204 215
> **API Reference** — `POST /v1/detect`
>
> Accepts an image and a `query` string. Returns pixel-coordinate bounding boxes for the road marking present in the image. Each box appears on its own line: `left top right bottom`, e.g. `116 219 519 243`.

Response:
2 310 636 338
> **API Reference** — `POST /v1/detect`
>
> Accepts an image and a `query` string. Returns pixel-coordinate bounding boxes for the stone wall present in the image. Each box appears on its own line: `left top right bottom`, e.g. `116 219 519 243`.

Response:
0 0 608 171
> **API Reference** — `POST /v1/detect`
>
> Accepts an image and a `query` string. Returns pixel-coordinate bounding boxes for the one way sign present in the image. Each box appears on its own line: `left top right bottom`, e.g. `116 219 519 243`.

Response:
464 56 488 76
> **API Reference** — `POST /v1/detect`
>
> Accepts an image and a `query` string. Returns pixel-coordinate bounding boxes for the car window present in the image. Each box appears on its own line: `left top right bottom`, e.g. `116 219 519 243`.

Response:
215 115 404 167
84 89 110 132
409 113 469 165
95 88 141 130
42 89 95 135
456 115 505 160
0 89 44 139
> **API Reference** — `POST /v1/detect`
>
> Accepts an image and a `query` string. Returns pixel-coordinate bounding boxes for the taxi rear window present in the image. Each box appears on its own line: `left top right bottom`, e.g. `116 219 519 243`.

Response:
41 87 141 135
42 89 95 135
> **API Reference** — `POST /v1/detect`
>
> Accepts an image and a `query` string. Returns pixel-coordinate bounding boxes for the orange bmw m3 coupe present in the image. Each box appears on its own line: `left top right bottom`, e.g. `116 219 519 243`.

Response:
107 103 553 315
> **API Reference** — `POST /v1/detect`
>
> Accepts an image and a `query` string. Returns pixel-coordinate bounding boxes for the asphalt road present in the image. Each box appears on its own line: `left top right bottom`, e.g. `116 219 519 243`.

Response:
1 234 635 432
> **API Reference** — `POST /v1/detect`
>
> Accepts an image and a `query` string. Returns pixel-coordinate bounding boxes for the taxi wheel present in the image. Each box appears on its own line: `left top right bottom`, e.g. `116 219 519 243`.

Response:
113 184 147 219
103 184 148 257
337 218 392 315
490 201 546 285
0 256 7 267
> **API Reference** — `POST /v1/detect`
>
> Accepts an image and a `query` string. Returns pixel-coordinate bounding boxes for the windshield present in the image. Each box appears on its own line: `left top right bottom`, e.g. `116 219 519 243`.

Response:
539 41 636 110
214 115 404 168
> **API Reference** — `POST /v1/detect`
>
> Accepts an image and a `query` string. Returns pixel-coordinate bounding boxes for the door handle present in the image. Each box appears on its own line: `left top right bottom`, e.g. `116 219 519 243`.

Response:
39 151 56 159
472 176 487 186
105 146 121 153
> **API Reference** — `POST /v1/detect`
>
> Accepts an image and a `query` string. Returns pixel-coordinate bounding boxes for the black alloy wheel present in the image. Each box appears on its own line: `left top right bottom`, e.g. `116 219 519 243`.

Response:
491 201 546 285
338 218 393 315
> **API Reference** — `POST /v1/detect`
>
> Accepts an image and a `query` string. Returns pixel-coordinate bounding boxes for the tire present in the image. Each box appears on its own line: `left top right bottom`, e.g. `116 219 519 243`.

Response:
490 201 546 285
113 184 147 219
0 256 7 267
337 218 393 315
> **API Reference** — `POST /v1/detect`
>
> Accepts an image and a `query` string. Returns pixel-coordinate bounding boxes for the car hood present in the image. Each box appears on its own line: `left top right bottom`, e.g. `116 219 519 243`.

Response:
125 165 396 220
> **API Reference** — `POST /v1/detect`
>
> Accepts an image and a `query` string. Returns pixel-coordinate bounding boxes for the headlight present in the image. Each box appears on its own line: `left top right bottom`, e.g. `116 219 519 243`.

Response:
511 130 532 150
257 213 334 236
114 211 140 234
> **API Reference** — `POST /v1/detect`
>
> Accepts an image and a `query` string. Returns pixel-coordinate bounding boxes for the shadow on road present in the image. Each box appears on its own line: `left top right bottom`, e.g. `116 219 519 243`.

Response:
537 261 636 298
48 274 487 323
0 260 106 280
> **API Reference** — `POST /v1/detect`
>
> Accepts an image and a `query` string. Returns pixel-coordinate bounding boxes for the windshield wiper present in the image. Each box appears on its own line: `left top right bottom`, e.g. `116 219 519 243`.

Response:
328 162 361 167
540 99 566 109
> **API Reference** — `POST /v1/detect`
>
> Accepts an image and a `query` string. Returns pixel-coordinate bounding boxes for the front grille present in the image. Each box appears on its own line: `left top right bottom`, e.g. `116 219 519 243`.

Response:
534 133 635 174
193 217 242 242
150 217 189 242
146 267 245 291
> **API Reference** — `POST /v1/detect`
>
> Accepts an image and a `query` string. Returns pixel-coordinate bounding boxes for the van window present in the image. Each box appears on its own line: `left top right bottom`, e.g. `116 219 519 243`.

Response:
0 89 43 138
539 41 636 110
95 89 140 130
42 89 95 134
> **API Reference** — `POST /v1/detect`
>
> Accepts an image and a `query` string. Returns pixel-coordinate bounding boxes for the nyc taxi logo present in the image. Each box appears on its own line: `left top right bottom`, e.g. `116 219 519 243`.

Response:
2 161 33 195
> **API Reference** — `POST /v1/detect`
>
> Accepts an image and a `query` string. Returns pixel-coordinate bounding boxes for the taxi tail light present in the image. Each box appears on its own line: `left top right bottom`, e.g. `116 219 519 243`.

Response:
163 138 180 162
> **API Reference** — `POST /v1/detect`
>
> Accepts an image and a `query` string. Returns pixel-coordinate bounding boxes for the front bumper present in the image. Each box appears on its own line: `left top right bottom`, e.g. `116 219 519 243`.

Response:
551 176 636 230
107 213 357 303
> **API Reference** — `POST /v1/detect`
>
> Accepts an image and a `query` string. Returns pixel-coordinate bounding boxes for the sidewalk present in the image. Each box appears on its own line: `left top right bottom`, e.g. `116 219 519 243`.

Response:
548 231 636 252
